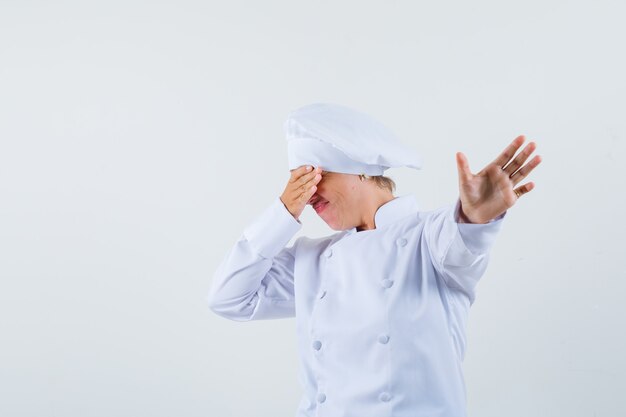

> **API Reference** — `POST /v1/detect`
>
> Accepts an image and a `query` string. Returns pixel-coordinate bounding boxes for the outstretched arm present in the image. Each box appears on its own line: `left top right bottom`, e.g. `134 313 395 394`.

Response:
425 135 542 303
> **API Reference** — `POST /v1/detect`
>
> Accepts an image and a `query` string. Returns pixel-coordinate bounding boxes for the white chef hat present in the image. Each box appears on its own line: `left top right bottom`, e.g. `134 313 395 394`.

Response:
283 102 423 175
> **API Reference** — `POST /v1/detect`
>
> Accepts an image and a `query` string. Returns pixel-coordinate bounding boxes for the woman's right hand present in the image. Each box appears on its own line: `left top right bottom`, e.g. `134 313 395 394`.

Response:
280 165 323 221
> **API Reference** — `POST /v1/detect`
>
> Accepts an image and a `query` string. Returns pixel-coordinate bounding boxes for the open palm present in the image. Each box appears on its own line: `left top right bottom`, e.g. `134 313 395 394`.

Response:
456 135 542 224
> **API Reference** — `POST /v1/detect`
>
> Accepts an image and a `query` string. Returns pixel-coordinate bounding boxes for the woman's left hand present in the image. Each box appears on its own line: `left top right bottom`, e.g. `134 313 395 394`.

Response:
455 135 542 224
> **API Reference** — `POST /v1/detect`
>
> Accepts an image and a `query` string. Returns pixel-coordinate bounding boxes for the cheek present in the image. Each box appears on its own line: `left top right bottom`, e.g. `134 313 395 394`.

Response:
317 181 333 198
320 178 353 207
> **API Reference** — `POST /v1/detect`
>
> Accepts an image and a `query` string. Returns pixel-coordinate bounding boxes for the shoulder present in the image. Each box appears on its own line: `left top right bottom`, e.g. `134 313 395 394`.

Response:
416 201 456 222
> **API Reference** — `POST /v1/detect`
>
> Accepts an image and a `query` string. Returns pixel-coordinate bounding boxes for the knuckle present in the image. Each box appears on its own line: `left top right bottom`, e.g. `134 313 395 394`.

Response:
301 174 311 184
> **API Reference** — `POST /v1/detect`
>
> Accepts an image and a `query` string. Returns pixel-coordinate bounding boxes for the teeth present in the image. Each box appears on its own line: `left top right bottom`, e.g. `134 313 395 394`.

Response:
314 201 327 210
310 195 328 207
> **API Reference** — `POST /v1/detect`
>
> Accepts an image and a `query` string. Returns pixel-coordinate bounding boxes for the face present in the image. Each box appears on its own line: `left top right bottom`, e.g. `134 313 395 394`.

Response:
307 170 363 230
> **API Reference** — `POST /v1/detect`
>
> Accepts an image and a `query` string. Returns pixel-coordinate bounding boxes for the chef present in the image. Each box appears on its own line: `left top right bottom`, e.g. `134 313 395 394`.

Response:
208 102 541 417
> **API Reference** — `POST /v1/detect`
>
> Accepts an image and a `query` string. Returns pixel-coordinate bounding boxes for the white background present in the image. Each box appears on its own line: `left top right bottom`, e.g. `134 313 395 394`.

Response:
1 1 624 416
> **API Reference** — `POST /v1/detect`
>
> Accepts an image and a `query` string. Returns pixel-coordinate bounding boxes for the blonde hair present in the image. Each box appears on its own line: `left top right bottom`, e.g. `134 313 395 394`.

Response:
360 174 396 193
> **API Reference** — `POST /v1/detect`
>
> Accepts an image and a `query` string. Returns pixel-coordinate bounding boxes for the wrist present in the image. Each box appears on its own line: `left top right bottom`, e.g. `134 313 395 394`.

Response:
457 201 485 224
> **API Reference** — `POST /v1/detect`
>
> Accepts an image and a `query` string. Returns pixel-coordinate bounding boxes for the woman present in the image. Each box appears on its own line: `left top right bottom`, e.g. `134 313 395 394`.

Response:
208 103 541 417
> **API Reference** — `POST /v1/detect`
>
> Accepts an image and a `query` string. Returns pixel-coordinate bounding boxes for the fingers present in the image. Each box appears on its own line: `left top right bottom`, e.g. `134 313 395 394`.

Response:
282 165 324 219
288 165 322 204
455 152 472 183
299 178 319 203
297 171 322 199
294 166 322 191
492 135 525 168
289 164 312 182
514 181 535 199
510 154 542 185
502 140 536 177
290 165 322 183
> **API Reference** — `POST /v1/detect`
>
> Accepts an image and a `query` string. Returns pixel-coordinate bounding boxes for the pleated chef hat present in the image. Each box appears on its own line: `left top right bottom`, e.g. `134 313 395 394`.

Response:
283 102 423 175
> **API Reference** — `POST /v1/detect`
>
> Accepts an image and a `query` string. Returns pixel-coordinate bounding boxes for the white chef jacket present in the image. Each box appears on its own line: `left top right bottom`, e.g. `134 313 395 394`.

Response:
208 194 506 417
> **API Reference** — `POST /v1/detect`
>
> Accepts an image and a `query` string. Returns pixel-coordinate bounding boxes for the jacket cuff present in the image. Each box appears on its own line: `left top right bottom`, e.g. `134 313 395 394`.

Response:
453 198 506 254
243 196 302 259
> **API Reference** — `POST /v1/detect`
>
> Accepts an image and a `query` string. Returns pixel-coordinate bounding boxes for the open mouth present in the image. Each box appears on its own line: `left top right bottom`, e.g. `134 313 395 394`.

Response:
313 201 329 212
309 195 329 213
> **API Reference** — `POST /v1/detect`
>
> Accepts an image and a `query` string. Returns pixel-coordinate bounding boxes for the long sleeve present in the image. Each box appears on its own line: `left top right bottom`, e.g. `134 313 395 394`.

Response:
424 198 506 305
208 196 303 321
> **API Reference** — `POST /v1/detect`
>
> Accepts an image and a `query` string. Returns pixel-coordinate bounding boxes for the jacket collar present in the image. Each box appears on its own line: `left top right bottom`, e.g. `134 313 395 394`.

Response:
347 194 419 234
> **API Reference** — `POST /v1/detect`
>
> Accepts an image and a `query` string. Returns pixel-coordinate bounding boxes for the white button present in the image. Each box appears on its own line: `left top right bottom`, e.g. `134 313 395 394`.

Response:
312 340 322 350
396 238 407 247
317 393 326 403
318 290 327 299
381 278 394 288
325 249 333 258
378 334 390 344
379 391 391 402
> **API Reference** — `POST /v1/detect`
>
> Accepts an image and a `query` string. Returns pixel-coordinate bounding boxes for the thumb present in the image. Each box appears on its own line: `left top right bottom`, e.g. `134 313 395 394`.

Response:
456 152 472 183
